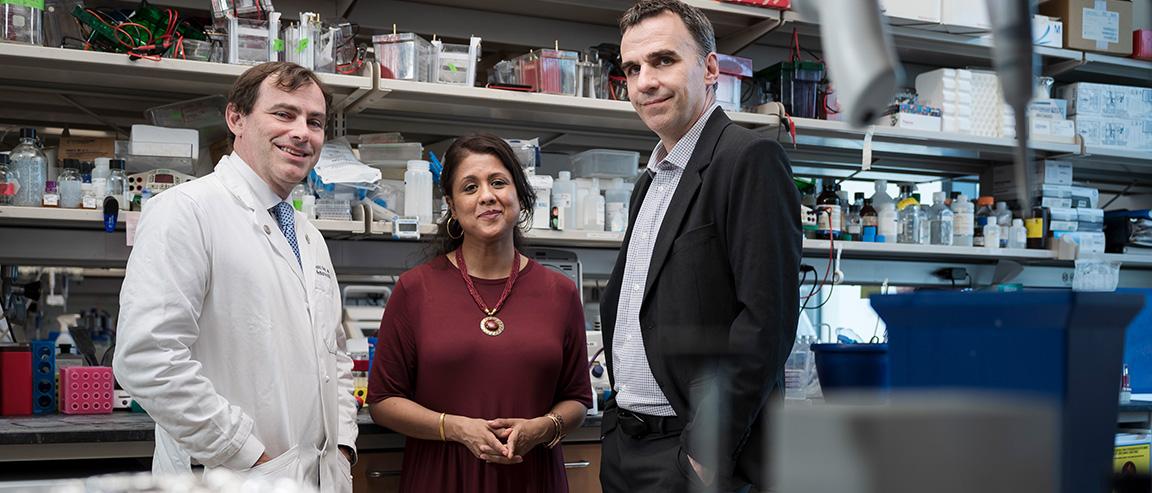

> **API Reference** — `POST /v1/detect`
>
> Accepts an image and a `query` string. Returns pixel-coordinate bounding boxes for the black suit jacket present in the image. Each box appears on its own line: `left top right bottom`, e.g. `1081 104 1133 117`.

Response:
600 109 802 488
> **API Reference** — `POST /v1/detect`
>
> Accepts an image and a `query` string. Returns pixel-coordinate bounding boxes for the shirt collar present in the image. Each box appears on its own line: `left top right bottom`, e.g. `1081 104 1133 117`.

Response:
649 103 721 173
225 152 285 211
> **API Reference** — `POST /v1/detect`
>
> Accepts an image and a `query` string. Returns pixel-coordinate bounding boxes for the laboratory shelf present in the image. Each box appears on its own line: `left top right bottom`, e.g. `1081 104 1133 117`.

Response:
0 43 370 110
0 205 128 228
803 239 1056 263
311 218 367 235
367 221 439 237
787 118 1082 157
1104 253 1152 268
524 229 626 247
1072 54 1152 87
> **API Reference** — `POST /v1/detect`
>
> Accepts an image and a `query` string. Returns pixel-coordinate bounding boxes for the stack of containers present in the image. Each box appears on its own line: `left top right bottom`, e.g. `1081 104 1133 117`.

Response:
566 149 639 232
969 71 1008 138
915 68 973 134
992 160 1105 254
1058 83 1152 151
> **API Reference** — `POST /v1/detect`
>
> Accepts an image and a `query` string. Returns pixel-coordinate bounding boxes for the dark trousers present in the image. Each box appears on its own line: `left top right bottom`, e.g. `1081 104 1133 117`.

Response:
599 408 755 493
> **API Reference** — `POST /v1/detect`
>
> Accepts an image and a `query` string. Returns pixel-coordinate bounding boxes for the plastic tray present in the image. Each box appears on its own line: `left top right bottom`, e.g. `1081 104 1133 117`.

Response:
570 149 639 178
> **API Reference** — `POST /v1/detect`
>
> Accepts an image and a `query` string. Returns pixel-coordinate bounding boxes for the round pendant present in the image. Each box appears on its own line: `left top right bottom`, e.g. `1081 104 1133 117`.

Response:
480 316 505 337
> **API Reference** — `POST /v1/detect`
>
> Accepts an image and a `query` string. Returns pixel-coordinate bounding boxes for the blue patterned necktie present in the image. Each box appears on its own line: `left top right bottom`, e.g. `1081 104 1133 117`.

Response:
271 202 301 267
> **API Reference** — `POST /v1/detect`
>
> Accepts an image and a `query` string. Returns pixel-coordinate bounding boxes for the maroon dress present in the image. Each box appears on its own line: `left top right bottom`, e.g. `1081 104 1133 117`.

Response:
368 255 593 492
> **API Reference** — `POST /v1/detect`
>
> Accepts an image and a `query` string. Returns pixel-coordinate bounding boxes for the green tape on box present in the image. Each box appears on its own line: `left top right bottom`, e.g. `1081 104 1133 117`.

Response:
0 0 45 9
297 39 310 53
272 39 285 52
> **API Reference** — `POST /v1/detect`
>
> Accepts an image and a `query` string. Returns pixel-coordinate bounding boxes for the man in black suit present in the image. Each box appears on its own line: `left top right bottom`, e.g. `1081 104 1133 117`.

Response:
599 1 801 492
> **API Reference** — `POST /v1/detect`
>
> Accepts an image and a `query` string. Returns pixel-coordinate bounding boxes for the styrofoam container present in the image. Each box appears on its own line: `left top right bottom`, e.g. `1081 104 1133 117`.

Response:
570 149 639 178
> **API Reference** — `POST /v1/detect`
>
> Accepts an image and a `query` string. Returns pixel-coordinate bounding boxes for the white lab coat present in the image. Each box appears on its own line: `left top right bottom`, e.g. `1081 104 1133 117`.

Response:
114 154 358 492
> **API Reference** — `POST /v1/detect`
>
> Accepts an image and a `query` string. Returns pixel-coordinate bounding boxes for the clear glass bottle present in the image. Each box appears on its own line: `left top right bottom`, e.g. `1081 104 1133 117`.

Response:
846 203 862 241
929 191 954 246
952 194 975 247
898 200 924 244
57 159 82 209
0 154 13 206
108 159 130 210
9 128 46 207
80 182 97 209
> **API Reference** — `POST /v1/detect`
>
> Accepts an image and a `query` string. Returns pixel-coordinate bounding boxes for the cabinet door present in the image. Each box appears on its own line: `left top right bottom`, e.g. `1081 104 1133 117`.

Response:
563 443 602 493
352 451 404 493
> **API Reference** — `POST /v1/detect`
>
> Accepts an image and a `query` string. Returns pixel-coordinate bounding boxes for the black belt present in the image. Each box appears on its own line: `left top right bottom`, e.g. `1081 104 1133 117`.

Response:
617 409 686 438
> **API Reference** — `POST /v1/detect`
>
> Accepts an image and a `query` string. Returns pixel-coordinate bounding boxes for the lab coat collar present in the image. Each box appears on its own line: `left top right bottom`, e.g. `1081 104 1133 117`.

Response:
215 153 308 286
223 152 285 212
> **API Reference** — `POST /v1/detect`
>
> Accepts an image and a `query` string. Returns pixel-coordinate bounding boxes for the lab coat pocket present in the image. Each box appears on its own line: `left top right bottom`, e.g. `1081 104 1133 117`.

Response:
312 280 339 354
246 445 302 481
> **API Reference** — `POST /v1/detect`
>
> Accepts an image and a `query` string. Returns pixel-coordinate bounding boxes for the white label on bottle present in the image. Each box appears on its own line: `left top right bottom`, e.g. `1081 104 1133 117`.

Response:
954 213 974 234
43 194 58 207
816 205 841 232
82 195 97 209
552 192 572 208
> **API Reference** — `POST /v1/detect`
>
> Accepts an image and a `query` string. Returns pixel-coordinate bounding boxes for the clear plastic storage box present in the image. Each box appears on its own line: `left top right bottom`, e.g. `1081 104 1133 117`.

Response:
359 143 423 166
373 33 432 82
571 149 639 178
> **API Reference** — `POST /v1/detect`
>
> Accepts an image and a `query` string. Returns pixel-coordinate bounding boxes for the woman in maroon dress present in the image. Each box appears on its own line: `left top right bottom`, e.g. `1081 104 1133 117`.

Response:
367 134 592 492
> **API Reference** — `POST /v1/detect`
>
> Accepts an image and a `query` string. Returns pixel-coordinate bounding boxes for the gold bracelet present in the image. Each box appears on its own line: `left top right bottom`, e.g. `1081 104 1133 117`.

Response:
545 413 565 449
438 413 447 442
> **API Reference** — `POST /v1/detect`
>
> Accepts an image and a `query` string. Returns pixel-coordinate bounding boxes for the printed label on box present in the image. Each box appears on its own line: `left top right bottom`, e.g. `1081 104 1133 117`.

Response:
1082 7 1120 46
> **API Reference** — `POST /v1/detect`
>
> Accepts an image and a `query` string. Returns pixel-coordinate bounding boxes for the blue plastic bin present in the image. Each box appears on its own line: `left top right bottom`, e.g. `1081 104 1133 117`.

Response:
871 291 1144 493
1120 289 1152 393
811 343 889 397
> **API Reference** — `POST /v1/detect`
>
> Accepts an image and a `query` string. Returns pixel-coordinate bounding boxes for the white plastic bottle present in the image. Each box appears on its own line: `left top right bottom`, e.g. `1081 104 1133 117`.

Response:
983 222 1001 250
995 201 1012 248
404 160 434 225
526 168 553 231
604 178 630 233
551 171 576 230
1008 218 1027 249
952 194 975 247
870 179 893 209
91 158 111 200
877 202 898 243
582 178 606 232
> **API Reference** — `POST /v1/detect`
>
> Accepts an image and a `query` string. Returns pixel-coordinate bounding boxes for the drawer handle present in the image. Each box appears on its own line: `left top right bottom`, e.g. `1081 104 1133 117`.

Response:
367 470 403 478
564 460 592 469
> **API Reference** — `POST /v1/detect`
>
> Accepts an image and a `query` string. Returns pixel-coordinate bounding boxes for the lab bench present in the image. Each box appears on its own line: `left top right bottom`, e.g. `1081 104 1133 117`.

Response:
0 411 605 493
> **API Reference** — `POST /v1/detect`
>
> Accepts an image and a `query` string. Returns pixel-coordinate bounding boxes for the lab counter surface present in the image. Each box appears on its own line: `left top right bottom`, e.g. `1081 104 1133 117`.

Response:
0 410 604 461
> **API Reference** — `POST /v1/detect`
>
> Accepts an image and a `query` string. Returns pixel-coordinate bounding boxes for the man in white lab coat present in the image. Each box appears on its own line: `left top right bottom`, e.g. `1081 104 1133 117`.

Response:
114 62 358 491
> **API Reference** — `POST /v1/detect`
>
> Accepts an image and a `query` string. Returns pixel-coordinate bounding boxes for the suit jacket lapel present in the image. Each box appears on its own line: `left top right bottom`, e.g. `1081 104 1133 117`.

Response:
641 110 732 308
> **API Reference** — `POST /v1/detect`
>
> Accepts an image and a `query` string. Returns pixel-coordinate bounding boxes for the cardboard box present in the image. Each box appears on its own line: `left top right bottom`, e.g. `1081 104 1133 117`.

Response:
881 0 941 26
1036 160 1074 185
1033 14 1065 48
1056 231 1106 254
1074 115 1150 150
1058 83 1152 119
935 0 991 34
885 112 943 132
1040 0 1133 55
1069 185 1100 208
1031 118 1078 144
57 137 116 162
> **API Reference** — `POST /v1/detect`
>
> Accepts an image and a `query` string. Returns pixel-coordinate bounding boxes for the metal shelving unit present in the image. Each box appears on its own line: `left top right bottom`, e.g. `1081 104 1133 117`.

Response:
0 1 1147 288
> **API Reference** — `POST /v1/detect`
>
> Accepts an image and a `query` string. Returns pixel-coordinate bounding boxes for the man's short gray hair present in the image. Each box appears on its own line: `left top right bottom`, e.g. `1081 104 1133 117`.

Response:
619 0 717 60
